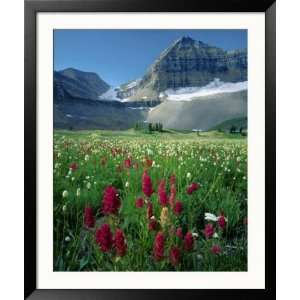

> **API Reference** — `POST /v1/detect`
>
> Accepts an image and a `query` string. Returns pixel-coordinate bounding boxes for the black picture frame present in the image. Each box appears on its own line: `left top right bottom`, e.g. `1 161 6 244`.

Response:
24 0 276 299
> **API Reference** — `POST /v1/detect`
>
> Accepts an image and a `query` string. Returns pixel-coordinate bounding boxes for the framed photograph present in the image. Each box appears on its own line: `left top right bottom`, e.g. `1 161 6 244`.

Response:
25 0 276 299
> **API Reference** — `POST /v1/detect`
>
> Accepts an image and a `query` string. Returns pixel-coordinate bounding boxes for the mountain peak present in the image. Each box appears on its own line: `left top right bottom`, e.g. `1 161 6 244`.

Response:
171 36 212 51
177 36 195 44
54 67 110 101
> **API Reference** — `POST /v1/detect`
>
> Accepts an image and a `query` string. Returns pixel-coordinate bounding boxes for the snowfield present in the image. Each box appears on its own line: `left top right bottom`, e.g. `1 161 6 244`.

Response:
98 87 131 102
98 87 121 101
161 79 247 101
124 78 141 89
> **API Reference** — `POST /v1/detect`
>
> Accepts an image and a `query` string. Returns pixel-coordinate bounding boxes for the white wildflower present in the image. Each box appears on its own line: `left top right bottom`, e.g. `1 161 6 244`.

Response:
213 232 219 238
204 213 218 222
65 236 71 242
62 190 68 198
76 188 80 197
197 254 203 260
87 182 91 189
125 181 129 188
84 154 89 161
186 172 192 179
147 149 153 155
192 232 199 238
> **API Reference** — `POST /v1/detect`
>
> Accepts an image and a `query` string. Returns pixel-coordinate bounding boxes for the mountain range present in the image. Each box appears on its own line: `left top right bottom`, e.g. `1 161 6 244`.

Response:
54 36 247 131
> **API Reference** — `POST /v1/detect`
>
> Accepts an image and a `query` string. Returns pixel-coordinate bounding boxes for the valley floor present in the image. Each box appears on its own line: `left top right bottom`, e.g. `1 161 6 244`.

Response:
53 129 247 271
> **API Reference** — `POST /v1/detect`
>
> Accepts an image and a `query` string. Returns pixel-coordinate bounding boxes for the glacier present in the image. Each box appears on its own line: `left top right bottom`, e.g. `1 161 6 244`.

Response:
161 79 247 101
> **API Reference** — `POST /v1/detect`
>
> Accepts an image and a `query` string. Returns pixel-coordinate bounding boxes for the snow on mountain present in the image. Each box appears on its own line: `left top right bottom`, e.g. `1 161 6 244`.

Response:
124 79 141 89
160 79 247 101
98 87 121 101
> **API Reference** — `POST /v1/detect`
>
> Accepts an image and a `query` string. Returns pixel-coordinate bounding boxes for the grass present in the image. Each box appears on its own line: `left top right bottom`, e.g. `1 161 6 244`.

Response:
53 129 247 271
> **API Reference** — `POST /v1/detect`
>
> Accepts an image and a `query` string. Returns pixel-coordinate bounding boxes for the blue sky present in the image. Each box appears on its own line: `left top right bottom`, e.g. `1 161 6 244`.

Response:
54 29 247 86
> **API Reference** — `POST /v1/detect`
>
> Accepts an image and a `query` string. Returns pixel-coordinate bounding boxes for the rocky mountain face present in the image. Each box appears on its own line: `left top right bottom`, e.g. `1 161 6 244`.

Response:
122 36 247 101
54 93 147 130
54 68 110 101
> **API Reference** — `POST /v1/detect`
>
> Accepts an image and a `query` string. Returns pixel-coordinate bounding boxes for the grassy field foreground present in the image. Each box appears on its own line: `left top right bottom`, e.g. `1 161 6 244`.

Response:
54 129 247 271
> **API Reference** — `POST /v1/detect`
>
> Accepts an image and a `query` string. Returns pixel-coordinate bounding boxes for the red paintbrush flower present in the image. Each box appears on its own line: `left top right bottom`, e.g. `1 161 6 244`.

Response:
153 232 165 261
169 174 176 185
83 207 95 228
135 197 144 208
211 244 222 254
145 157 153 168
147 202 153 219
173 201 183 216
148 218 158 231
169 183 176 208
114 229 127 256
184 231 194 251
186 182 200 195
170 246 181 266
203 223 215 239
69 162 78 171
218 213 226 230
158 180 168 206
142 171 154 197
95 224 113 252
176 227 183 239
101 185 121 215
124 158 132 168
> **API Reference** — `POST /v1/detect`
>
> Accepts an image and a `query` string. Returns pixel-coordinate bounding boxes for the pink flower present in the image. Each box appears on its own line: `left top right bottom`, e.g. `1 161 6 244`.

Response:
158 180 168 206
153 232 165 261
170 246 181 266
101 185 121 215
147 202 153 219
211 244 222 254
135 197 144 208
169 184 176 208
203 223 215 239
144 157 153 168
184 231 194 251
176 227 183 239
142 171 154 197
148 218 158 231
114 229 127 256
169 174 176 185
83 207 95 228
218 213 226 229
173 201 183 216
95 224 113 252
186 182 200 195
69 162 78 171
124 158 132 168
